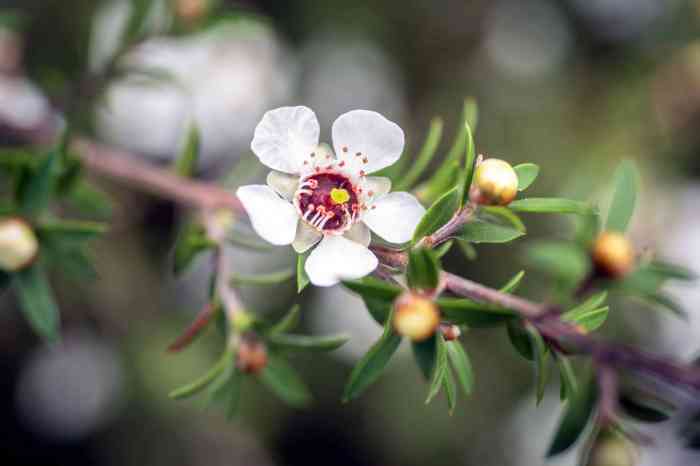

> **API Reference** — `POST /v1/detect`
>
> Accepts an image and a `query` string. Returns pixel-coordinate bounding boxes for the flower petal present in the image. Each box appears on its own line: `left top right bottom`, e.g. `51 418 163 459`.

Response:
332 110 404 174
293 221 322 253
362 192 425 244
267 171 298 201
236 185 299 245
251 106 320 174
363 176 392 199
305 235 378 287
344 222 371 247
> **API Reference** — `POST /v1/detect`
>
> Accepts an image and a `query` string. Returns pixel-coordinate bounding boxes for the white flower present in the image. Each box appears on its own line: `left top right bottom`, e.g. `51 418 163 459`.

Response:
237 106 425 287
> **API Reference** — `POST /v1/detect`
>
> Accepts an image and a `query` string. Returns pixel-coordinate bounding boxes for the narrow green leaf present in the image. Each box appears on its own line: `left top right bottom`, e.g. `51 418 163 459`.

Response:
230 268 294 286
394 117 443 191
259 354 312 407
444 367 457 415
446 341 474 396
514 163 540 191
435 240 454 258
37 219 107 244
268 333 350 352
563 306 609 332
547 375 598 457
645 261 696 282
606 160 639 233
343 276 402 301
500 270 525 293
297 252 310 293
456 240 477 261
506 320 534 361
14 265 60 342
509 198 596 216
525 242 590 288
458 220 524 244
174 124 200 177
362 296 394 325
461 116 476 205
438 298 514 327
173 221 216 275
480 206 526 233
407 247 441 290
412 186 461 242
169 351 231 400
19 149 58 216
343 312 402 402
619 391 673 423
412 335 437 380
526 324 549 405
555 353 578 401
207 367 243 420
426 334 448 404
269 304 301 335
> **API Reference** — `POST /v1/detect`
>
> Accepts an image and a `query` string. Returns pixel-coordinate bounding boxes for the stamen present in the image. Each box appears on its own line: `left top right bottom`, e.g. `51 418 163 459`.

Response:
342 146 348 153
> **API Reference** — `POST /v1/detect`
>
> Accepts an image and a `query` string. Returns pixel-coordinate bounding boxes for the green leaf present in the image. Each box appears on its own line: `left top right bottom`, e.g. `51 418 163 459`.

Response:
65 181 114 220
461 114 476 205
506 320 534 361
269 304 301 335
14 264 60 342
18 149 59 216
268 333 350 352
412 186 461 242
412 335 437 380
437 298 514 327
645 261 696 282
407 247 441 290
169 351 231 400
343 276 402 301
444 367 457 414
426 334 448 404
37 220 107 244
555 353 578 401
525 242 590 288
343 312 402 402
230 268 295 286
446 341 474 397
458 220 524 244
480 206 526 233
174 124 200 177
619 391 673 423
394 117 443 191
500 270 525 293
526 324 549 405
514 163 540 191
606 160 639 233
207 366 242 420
297 251 310 293
259 354 312 407
562 292 609 332
547 375 598 457
509 198 596 216
173 221 216 275
435 240 454 258
457 240 477 261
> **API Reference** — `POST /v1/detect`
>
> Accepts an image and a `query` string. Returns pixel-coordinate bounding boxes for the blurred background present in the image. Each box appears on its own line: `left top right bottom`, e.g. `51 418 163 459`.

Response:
1 0 700 465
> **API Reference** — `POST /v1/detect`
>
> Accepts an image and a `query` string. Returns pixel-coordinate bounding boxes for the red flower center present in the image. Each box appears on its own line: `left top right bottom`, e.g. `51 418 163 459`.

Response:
295 172 360 233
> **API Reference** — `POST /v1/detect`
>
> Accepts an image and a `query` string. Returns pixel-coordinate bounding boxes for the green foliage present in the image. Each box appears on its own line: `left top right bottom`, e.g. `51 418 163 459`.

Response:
174 124 200 177
17 149 59 217
555 354 578 401
169 350 232 400
525 242 591 290
230 268 295 286
547 374 598 457
509 198 597 215
412 186 461 242
268 304 301 335
13 264 60 343
296 251 310 293
173 221 216 275
407 247 440 291
394 117 444 191
605 160 639 233
259 354 312 407
267 333 350 352
446 340 474 397
437 298 514 327
425 333 449 404
562 292 609 332
343 311 402 402
458 220 524 244
619 390 674 423
513 163 540 191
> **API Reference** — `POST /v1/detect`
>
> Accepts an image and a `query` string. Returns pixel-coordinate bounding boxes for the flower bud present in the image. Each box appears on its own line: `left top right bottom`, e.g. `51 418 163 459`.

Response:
236 335 268 374
584 430 638 466
0 218 38 272
592 232 634 279
393 292 440 342
439 323 461 341
470 158 519 206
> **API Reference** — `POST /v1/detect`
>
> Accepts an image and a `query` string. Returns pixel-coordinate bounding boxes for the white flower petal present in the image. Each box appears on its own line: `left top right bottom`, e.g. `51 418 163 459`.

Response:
344 222 371 247
251 106 320 174
266 171 299 201
236 185 299 245
305 235 378 287
363 176 392 199
362 192 425 244
331 110 404 174
293 222 322 253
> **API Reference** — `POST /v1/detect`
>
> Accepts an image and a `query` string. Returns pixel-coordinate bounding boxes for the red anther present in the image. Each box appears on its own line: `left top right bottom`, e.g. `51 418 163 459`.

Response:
355 152 362 157
362 157 368 164
339 161 346 167
342 146 348 153
359 170 366 176
368 190 374 196
310 152 316 157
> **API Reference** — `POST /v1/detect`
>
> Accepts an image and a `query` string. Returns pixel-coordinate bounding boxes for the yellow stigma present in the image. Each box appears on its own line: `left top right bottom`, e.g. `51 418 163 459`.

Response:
330 188 350 205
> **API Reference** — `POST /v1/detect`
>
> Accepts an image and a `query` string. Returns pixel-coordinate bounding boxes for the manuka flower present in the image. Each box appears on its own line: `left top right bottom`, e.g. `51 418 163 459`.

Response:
237 106 425 286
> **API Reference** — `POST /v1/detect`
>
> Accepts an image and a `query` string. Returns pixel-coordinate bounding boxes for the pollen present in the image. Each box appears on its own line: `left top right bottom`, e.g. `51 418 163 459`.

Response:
330 188 350 205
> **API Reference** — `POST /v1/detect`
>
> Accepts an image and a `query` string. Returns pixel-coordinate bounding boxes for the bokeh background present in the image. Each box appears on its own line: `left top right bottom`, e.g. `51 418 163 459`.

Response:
2 0 700 465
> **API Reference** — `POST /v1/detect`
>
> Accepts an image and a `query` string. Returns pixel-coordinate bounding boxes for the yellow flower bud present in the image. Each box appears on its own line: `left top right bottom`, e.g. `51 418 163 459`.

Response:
470 158 519 206
0 218 38 272
592 232 634 279
393 292 440 342
236 335 268 374
584 430 638 466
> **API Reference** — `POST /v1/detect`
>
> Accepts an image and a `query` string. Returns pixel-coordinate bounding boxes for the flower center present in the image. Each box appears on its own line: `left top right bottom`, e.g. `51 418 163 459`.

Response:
295 172 360 233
